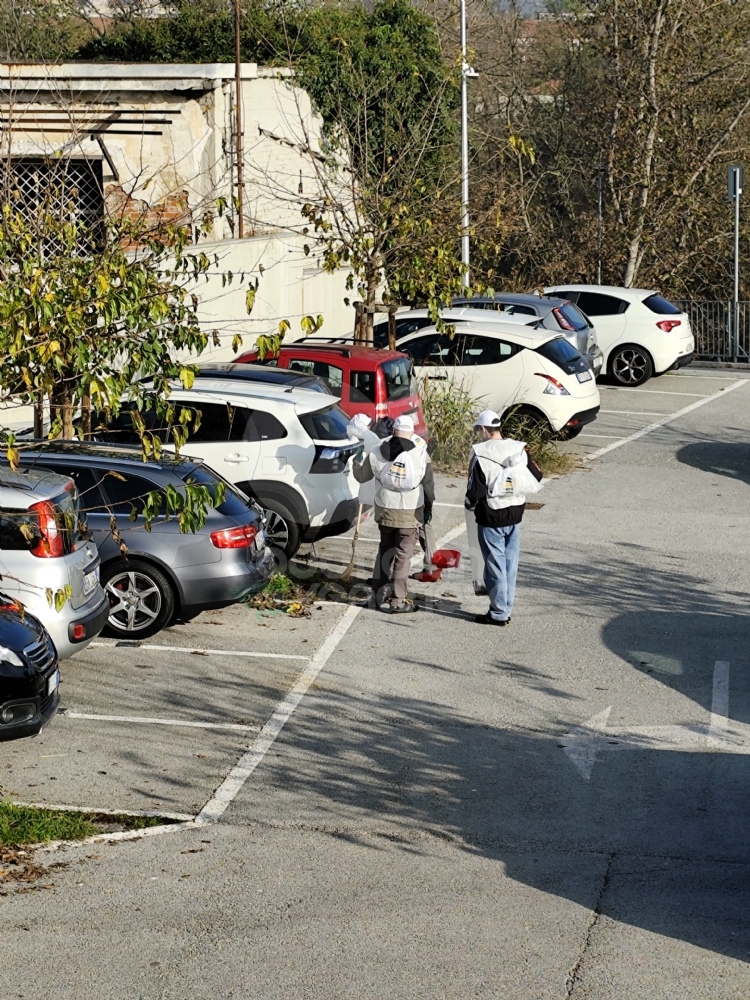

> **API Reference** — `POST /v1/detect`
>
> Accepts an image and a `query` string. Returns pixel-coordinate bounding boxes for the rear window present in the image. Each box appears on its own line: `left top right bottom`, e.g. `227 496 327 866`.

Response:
557 303 589 331
535 338 588 375
381 358 413 400
180 466 252 519
299 404 352 441
643 293 681 315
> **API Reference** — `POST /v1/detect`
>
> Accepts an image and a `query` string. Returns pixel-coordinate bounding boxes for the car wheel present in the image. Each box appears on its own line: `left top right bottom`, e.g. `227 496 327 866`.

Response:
257 497 301 560
557 425 583 440
609 345 654 386
503 406 552 437
101 559 175 639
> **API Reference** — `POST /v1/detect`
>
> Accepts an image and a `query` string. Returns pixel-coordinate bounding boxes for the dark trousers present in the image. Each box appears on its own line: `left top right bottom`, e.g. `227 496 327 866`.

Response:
372 526 419 605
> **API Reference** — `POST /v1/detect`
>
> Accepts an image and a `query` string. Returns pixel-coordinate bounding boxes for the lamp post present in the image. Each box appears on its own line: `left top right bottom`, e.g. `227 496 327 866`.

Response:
596 160 604 285
460 0 478 290
234 0 244 239
728 164 743 362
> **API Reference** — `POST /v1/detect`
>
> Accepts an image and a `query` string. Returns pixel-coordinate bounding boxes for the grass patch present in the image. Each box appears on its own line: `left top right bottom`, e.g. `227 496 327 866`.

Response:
0 801 168 847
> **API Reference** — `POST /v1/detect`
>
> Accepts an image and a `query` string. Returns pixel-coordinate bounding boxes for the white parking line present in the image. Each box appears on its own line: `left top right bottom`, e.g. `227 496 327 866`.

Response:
89 641 310 661
579 433 627 439
587 379 746 461
196 521 468 824
601 410 667 417
601 387 708 397
62 711 261 733
434 502 465 508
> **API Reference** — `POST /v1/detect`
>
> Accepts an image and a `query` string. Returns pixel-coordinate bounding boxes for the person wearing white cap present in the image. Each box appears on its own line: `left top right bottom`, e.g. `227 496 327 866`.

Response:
353 412 434 612
465 409 543 626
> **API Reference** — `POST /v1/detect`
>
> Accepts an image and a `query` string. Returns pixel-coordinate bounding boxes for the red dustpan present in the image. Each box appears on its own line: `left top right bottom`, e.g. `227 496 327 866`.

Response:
411 568 442 582
431 549 462 569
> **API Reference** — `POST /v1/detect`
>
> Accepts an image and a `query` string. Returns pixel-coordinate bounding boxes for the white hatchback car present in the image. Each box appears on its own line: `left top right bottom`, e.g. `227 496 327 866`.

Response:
396 320 601 437
100 380 360 558
545 285 695 386
0 468 109 658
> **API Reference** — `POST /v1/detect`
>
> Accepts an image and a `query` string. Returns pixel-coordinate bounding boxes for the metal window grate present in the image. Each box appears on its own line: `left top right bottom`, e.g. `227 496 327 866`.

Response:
2 157 104 252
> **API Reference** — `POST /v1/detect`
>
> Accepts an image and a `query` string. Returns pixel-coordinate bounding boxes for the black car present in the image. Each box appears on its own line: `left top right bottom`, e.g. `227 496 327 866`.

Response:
8 443 274 640
0 596 59 741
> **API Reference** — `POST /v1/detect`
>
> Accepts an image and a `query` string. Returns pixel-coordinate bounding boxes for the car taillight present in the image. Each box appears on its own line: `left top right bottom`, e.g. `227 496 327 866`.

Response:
656 320 681 333
29 501 64 558
535 373 571 396
553 307 575 332
210 524 258 549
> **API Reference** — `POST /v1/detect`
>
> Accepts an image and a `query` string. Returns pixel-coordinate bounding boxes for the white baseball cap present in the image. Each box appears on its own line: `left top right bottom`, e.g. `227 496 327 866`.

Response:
473 409 502 429
393 414 415 433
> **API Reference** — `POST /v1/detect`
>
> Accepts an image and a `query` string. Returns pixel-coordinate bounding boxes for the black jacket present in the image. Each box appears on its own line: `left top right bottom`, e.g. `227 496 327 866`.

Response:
465 449 543 527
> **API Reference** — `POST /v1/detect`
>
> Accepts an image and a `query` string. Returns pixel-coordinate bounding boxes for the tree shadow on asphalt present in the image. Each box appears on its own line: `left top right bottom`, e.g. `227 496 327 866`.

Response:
240 549 750 965
676 440 750 485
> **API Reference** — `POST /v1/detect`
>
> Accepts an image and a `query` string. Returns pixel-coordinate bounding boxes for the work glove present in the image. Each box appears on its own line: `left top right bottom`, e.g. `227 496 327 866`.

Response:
423 503 433 524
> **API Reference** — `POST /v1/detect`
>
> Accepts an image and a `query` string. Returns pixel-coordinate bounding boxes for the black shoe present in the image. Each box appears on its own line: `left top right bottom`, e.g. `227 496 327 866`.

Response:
474 586 488 596
387 600 420 614
474 612 510 626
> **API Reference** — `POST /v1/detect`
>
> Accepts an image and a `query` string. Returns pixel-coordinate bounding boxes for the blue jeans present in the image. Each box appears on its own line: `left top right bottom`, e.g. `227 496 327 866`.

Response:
477 522 521 621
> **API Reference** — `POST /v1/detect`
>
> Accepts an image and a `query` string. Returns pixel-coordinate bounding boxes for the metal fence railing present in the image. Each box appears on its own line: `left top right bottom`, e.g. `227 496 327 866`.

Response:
674 300 750 362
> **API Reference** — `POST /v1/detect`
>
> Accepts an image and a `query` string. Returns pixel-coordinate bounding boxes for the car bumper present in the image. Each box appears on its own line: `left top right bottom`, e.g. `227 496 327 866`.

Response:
47 591 109 660
563 406 600 432
584 348 604 376
304 497 360 542
180 544 275 613
670 350 694 370
0 684 59 742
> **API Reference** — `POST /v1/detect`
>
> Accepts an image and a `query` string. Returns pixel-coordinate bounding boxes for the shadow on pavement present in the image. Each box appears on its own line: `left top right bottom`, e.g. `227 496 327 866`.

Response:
676 441 750 485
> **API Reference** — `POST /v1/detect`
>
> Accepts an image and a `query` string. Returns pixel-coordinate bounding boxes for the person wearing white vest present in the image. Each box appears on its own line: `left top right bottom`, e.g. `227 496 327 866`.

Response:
465 409 543 626
353 414 434 613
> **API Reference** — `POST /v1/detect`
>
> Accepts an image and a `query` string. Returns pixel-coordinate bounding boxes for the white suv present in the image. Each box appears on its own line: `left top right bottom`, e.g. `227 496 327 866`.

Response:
545 285 695 386
98 380 360 558
0 468 109 658
396 320 601 437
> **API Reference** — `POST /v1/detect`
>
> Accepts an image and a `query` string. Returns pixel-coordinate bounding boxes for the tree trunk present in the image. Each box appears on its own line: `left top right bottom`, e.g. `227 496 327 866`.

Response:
81 393 91 439
33 393 43 439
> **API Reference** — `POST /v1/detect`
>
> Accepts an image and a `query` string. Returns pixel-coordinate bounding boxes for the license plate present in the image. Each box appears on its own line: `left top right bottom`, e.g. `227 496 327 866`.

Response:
83 566 100 596
576 370 593 382
254 529 266 549
47 669 60 696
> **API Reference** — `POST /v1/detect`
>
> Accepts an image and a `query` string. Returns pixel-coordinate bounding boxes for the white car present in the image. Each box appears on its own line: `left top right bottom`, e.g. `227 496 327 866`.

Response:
0 468 109 659
100 379 360 558
396 320 600 437
545 285 694 386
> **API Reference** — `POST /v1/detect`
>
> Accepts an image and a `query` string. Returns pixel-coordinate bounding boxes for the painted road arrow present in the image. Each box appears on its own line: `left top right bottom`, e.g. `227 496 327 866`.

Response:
559 661 750 780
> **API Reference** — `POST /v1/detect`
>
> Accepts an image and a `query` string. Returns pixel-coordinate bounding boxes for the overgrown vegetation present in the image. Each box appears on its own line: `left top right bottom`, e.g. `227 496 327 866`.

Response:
420 375 575 477
0 801 165 847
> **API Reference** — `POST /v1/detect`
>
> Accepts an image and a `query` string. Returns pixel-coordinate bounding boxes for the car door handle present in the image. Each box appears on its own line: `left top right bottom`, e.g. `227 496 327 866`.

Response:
223 454 250 464
428 374 448 380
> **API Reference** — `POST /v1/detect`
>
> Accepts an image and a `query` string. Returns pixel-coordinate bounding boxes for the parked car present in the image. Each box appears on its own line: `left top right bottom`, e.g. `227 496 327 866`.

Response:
234 344 428 437
94 381 360 558
544 285 695 386
193 362 332 396
0 594 59 741
396 319 601 437
0 468 108 659
13 442 274 639
450 293 604 376
367 306 536 350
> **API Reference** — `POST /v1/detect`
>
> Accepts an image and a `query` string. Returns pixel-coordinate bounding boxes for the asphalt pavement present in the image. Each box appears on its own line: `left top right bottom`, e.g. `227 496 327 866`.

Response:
3 367 750 999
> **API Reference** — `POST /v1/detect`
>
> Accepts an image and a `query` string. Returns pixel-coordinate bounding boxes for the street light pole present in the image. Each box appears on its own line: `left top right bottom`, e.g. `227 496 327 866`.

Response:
460 0 469 289
234 0 245 239
728 164 743 362
596 161 604 285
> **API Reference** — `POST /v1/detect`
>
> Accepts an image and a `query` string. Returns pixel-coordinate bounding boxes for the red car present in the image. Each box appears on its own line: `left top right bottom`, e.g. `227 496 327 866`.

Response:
235 343 428 438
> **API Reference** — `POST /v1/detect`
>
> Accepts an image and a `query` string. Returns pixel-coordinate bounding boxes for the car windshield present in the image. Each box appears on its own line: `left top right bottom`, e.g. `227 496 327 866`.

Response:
557 303 589 331
179 466 254 519
299 404 352 441
643 293 681 315
381 358 413 400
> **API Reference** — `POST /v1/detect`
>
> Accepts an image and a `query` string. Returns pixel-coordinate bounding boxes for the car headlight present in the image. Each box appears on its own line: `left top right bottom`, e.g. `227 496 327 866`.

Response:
0 646 24 667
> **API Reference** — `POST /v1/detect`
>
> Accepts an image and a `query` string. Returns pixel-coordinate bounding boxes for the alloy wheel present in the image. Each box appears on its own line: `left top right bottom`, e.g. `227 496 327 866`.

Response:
612 349 650 385
105 570 163 633
263 508 290 551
